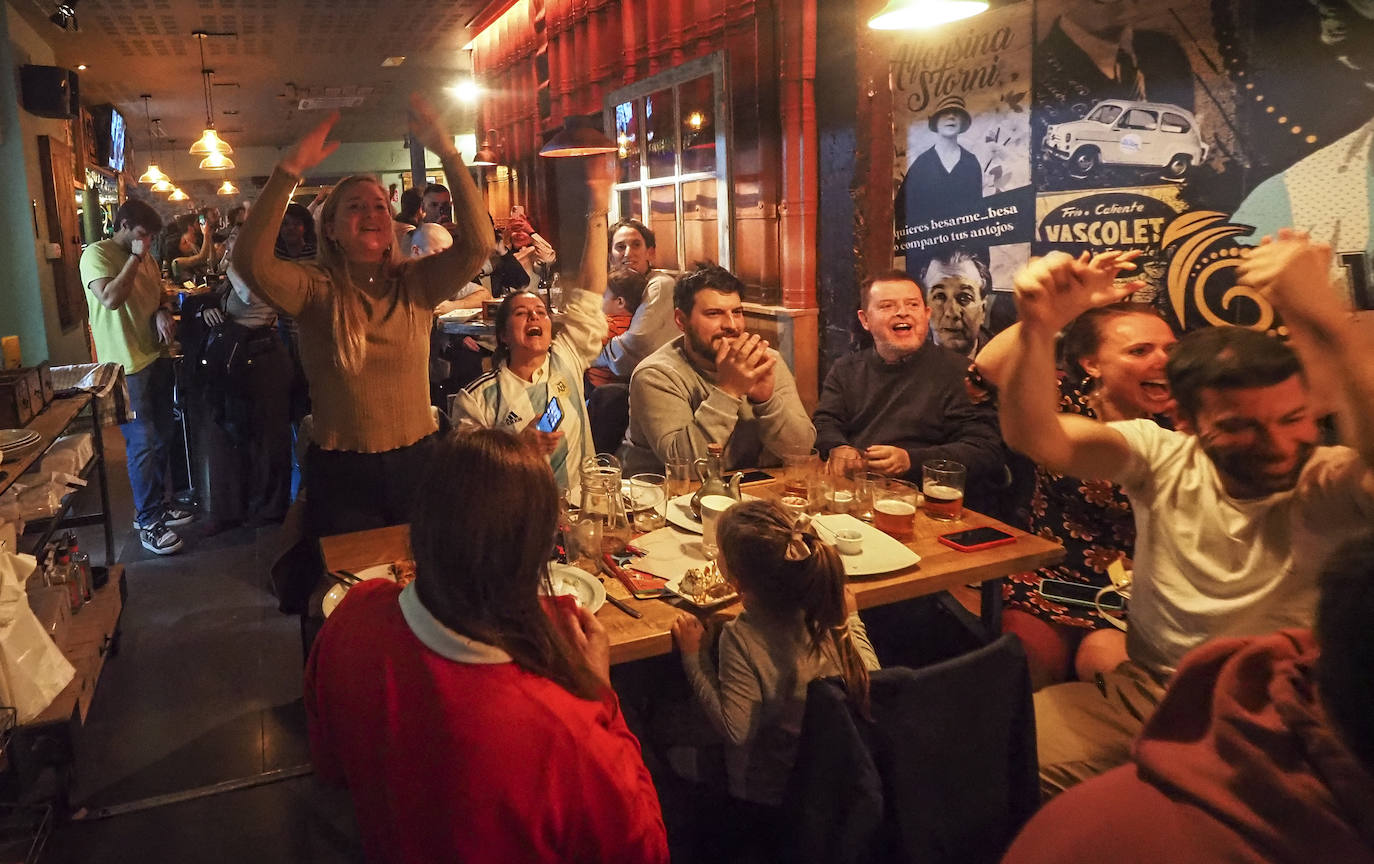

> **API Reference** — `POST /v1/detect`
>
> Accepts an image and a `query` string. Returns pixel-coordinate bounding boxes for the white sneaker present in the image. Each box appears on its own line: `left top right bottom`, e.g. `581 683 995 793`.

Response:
138 520 184 556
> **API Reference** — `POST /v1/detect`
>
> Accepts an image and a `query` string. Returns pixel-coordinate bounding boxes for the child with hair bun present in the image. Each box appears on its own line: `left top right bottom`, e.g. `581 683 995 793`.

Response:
670 500 880 810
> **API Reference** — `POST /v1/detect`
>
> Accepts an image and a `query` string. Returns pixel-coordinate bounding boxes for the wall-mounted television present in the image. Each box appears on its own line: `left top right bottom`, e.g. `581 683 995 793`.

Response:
92 105 126 173
107 108 126 172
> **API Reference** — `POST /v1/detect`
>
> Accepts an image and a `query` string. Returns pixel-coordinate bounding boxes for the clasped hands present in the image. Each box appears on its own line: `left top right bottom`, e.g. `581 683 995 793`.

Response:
715 333 778 403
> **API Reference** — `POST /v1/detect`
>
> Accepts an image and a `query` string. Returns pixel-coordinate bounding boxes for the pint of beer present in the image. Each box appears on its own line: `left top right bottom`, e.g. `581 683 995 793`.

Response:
873 479 920 540
921 460 966 522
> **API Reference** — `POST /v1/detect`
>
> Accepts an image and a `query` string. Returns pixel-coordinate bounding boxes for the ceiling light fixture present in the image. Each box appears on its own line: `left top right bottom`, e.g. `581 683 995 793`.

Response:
472 129 501 166
867 0 988 29
451 79 481 103
217 179 239 195
539 115 618 158
155 139 178 193
167 187 189 202
136 95 170 185
199 150 236 170
48 0 78 31
189 32 233 157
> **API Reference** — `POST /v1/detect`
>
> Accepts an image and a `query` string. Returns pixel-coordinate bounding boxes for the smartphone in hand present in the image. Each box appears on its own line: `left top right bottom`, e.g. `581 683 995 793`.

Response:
536 396 564 434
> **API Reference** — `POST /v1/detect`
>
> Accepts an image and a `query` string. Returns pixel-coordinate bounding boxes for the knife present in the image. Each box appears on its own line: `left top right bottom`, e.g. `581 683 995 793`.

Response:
602 591 642 619
597 556 645 618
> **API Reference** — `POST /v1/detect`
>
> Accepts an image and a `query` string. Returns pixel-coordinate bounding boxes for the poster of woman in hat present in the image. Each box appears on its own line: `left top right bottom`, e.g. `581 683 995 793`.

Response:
890 1 1035 313
896 95 983 246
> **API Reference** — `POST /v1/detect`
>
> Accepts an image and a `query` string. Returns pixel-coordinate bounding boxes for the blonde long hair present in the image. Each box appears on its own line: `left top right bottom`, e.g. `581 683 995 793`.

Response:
314 175 410 373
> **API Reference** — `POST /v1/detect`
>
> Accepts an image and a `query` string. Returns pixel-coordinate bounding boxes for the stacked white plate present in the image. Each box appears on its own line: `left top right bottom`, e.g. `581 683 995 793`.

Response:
0 429 40 455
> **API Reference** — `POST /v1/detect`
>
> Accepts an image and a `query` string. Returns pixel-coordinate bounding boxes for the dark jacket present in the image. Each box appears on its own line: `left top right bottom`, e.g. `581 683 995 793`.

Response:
783 634 1038 864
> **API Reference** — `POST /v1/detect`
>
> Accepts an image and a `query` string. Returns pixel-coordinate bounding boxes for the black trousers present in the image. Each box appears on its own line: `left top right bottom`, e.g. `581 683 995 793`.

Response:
304 433 438 538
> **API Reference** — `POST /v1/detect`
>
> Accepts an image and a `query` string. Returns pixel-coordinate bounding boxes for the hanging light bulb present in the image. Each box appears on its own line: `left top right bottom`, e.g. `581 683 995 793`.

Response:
137 95 169 184
868 0 988 29
168 187 189 202
217 179 239 195
199 150 236 171
189 32 233 156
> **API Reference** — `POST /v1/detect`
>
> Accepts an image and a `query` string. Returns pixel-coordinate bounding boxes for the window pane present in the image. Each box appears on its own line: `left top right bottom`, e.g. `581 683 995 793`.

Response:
681 179 718 265
645 87 678 180
617 187 643 224
649 184 680 269
614 101 641 184
679 75 716 175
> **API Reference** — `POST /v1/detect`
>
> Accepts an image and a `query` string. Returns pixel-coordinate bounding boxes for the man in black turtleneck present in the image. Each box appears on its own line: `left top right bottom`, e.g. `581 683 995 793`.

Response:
814 269 1004 505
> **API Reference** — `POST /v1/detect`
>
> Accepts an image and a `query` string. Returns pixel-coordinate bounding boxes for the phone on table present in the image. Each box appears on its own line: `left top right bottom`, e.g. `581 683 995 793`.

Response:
938 526 1016 552
1038 578 1127 612
536 396 564 434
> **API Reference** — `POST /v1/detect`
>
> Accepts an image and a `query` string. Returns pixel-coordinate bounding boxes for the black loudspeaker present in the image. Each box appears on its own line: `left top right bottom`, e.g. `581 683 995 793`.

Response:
19 65 79 119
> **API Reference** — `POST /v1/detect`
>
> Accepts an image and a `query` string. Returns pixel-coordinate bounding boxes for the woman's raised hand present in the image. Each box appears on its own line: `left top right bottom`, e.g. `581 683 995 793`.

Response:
1013 250 1144 336
280 111 341 177
408 93 457 158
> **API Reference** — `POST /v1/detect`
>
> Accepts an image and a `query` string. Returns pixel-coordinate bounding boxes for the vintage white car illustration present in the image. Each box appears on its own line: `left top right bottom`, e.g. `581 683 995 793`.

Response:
1044 100 1209 179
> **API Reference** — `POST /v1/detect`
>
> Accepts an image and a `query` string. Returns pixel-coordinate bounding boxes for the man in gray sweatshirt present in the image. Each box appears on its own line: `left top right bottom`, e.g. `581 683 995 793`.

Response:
622 264 815 473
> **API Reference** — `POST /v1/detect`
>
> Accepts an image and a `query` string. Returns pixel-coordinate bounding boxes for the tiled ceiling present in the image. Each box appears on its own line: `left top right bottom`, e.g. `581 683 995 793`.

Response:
14 0 491 151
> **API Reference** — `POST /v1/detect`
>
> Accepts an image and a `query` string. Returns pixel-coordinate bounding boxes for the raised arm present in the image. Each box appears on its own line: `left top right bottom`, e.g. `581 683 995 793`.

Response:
231 115 340 318
1000 251 1140 479
405 94 495 305
553 157 613 364
1238 232 1374 474
975 250 1141 389
171 208 217 278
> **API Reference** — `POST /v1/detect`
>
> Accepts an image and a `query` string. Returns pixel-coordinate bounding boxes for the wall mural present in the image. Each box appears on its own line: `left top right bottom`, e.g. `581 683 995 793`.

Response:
893 0 1374 344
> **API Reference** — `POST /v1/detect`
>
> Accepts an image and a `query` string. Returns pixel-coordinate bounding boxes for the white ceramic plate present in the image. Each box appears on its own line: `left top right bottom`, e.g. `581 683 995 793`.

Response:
321 564 398 618
542 563 606 613
811 513 921 577
0 429 40 450
665 493 758 534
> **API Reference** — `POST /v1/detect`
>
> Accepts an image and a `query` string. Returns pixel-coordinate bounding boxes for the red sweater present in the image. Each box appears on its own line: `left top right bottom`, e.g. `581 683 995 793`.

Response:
1003 630 1374 864
305 580 669 864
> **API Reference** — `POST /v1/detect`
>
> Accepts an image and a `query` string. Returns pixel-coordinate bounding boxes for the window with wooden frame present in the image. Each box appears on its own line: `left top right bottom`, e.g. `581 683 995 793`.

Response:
604 53 731 272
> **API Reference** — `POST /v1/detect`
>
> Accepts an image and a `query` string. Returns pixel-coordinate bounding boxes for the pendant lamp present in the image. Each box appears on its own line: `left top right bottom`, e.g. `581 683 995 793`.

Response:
168 187 189 202
189 32 233 157
868 0 988 29
136 95 169 185
217 179 239 195
539 115 617 158
472 129 501 167
199 150 236 171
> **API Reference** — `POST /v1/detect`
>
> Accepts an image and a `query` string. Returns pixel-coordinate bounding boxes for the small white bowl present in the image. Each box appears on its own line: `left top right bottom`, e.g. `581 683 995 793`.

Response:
834 529 864 556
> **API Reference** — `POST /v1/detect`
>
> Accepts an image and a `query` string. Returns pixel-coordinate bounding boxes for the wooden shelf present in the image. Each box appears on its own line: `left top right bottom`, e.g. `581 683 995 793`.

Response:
24 565 125 729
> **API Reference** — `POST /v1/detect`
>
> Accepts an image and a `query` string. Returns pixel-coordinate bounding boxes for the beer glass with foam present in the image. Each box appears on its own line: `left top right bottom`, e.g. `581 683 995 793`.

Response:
922 460 966 522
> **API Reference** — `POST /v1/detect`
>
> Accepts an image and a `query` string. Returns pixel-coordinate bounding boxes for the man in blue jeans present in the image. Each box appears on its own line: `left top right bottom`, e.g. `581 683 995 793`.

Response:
79 199 194 554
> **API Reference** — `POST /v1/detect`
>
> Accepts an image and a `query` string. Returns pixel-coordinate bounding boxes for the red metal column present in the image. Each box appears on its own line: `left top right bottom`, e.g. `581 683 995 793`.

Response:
777 0 818 310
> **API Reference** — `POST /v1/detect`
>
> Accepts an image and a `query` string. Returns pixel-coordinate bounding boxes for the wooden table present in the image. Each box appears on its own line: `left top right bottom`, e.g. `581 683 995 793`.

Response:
318 485 1063 665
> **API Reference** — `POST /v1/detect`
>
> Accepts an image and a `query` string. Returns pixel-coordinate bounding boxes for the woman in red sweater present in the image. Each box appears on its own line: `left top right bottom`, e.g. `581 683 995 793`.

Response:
305 428 668 864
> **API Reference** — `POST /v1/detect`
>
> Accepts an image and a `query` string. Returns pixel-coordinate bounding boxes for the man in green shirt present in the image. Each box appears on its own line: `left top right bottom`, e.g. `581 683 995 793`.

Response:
79 198 192 555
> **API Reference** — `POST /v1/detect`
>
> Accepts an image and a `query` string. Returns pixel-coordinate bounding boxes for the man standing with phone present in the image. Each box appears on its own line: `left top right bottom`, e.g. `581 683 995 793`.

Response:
80 198 193 555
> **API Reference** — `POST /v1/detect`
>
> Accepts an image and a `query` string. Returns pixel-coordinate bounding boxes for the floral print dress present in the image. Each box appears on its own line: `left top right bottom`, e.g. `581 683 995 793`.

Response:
968 366 1167 629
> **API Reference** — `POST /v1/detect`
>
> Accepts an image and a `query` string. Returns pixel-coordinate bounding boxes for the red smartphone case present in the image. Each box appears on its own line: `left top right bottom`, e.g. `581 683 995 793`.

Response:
937 531 1017 553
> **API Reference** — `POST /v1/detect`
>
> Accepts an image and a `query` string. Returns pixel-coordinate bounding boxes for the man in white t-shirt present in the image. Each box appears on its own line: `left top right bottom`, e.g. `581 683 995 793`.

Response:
997 236 1374 797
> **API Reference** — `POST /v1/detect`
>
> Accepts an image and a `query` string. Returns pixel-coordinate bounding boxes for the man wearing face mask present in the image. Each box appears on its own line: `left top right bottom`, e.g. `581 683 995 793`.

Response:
80 198 195 555
813 270 1003 495
622 264 814 473
999 237 1374 798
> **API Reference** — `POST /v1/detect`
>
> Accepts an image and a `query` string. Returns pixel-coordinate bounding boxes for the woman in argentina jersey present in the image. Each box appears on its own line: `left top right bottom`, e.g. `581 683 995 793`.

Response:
451 157 612 495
